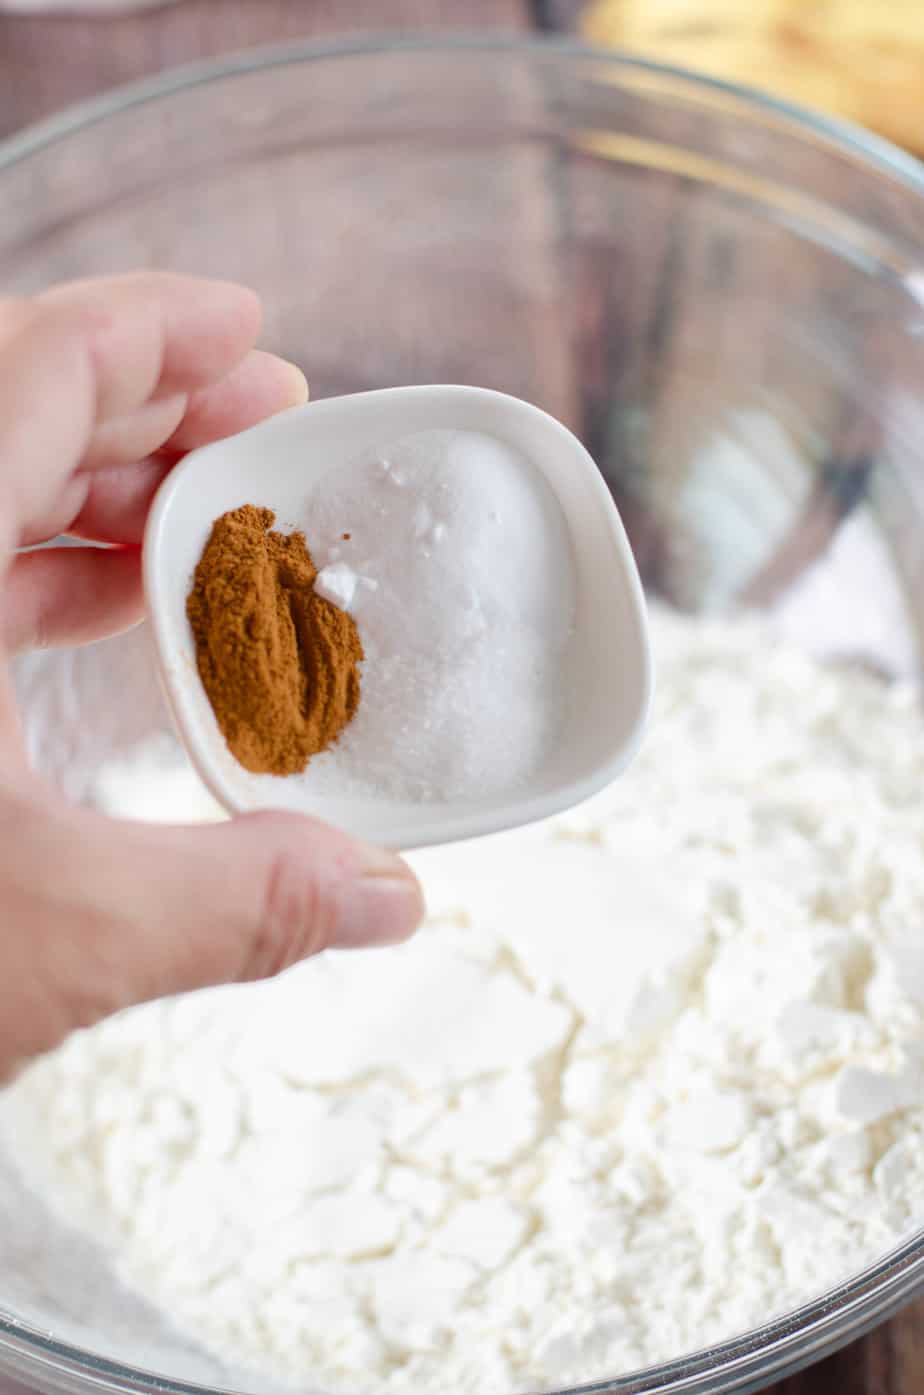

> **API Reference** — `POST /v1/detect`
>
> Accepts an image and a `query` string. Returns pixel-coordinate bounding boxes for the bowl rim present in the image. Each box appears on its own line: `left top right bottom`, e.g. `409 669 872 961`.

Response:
2 26 924 202
0 29 923 1395
2 1223 924 1395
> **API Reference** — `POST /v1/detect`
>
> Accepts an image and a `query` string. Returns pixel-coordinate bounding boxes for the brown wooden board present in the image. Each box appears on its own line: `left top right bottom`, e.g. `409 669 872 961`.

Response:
0 0 528 138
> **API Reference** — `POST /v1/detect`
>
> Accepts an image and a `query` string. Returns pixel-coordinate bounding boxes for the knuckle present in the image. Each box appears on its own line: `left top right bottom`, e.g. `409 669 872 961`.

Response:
54 301 117 352
31 294 118 366
249 848 341 980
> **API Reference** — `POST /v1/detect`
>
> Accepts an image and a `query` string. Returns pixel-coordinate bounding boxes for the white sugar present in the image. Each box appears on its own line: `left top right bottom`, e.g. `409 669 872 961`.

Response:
302 429 576 803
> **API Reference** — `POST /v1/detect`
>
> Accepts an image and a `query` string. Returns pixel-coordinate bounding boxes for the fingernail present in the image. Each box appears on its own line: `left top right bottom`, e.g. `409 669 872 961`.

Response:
358 840 412 878
336 855 425 949
282 361 310 406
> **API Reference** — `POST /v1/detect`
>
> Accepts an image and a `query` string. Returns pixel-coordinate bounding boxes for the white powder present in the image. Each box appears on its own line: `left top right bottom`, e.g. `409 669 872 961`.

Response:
3 607 924 1394
293 429 577 803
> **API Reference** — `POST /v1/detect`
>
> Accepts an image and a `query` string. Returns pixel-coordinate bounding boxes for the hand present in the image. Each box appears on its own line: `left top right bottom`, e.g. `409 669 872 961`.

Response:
0 273 424 1080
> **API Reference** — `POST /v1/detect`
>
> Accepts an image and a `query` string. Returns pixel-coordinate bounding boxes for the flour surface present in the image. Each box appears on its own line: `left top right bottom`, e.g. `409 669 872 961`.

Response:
4 607 924 1394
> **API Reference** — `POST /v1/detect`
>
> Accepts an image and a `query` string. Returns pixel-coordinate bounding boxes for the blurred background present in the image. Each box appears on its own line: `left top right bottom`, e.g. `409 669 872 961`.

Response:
2 0 924 153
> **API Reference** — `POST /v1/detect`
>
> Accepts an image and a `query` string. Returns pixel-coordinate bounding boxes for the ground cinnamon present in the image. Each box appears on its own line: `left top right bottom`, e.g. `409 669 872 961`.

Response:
187 505 363 776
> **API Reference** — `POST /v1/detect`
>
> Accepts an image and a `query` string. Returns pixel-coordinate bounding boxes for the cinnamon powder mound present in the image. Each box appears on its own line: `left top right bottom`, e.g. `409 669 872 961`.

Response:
186 505 363 776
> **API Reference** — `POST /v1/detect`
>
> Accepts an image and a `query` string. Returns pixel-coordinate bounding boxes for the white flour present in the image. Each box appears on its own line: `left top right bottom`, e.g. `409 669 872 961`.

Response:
3 606 924 1394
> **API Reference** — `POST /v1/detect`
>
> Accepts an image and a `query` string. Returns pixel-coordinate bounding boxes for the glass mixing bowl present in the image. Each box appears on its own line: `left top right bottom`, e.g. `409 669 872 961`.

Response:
1 32 924 1395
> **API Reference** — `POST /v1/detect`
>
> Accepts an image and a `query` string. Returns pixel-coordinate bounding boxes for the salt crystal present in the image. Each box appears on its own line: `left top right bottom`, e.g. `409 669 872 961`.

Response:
292 429 576 804
314 562 358 612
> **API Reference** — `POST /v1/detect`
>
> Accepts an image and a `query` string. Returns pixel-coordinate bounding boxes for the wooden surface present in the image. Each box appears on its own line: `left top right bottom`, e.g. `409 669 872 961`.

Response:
0 0 533 138
0 3 922 1393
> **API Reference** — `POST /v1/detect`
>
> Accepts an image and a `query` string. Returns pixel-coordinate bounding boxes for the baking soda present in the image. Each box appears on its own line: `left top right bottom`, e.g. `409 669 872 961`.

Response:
294 429 577 803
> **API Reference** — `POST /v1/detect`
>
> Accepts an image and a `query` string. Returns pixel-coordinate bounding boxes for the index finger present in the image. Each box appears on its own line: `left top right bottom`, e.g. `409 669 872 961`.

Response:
0 273 263 549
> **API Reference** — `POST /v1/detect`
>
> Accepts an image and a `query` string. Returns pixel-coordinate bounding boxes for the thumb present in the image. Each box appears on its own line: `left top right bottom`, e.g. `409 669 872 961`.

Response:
0 794 424 1073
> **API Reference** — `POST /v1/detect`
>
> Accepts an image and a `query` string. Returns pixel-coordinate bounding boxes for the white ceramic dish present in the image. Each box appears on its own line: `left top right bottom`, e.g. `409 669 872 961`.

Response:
143 385 651 849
